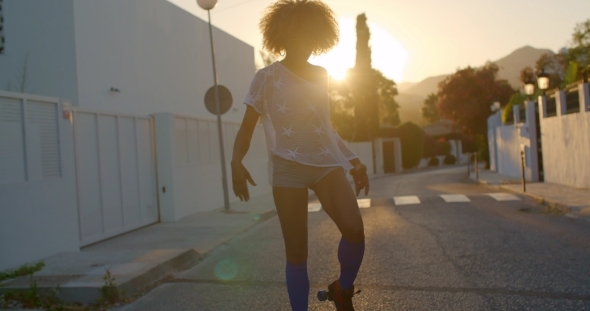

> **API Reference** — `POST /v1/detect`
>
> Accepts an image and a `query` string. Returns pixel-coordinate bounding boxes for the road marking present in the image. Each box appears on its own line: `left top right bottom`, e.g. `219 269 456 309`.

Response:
308 202 322 212
486 193 521 201
440 194 471 202
357 198 371 208
393 196 421 205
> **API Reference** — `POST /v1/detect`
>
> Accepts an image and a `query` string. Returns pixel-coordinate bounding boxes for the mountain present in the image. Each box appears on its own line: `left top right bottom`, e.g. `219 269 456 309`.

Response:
396 82 418 93
397 46 553 125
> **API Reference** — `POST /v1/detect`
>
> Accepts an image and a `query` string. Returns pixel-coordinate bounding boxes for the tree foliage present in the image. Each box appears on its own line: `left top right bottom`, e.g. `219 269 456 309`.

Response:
421 93 440 124
437 63 513 136
330 13 400 141
529 19 590 90
396 122 424 169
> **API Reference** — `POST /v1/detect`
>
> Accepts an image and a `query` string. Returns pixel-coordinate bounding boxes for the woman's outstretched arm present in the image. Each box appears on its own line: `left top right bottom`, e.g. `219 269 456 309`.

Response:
231 106 261 201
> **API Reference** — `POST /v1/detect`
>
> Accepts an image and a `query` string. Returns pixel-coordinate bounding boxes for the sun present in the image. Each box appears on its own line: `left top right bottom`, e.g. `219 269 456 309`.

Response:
310 18 408 82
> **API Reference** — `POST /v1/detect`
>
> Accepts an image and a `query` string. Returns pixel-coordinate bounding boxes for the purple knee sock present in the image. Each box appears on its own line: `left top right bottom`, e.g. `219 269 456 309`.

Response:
338 237 365 290
285 262 309 311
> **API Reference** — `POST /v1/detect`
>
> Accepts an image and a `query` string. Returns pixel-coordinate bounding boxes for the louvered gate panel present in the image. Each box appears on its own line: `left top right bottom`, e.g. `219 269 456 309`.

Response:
0 97 26 184
73 109 158 246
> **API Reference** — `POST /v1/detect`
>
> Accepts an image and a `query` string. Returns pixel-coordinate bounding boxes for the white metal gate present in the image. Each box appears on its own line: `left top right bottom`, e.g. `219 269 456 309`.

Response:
73 108 158 246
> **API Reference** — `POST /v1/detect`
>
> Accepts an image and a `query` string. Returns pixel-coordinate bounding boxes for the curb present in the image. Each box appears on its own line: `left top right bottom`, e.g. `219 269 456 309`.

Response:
0 208 278 304
470 177 573 215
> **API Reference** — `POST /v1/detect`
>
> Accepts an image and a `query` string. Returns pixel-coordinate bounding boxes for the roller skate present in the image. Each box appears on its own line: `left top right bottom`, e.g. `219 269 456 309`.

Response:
317 280 360 311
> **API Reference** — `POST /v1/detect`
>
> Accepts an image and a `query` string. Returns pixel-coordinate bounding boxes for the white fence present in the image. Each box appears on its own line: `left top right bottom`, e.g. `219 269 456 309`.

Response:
0 91 79 271
488 83 590 186
72 108 159 246
538 83 590 188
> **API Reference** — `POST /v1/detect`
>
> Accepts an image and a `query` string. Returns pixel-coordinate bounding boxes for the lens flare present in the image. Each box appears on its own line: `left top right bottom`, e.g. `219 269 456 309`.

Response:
215 259 238 281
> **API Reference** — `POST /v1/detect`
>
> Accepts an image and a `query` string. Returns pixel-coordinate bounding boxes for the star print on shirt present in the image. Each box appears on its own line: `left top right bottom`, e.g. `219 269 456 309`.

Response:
319 147 331 156
307 101 317 112
264 67 275 78
287 147 300 158
274 78 285 90
313 125 324 135
282 125 295 137
276 101 289 114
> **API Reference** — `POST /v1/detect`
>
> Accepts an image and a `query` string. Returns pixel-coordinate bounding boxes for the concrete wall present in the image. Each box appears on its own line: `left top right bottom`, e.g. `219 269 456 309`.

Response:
488 100 538 181
345 141 374 176
155 113 271 222
0 0 79 103
0 92 79 271
72 0 254 123
539 84 590 189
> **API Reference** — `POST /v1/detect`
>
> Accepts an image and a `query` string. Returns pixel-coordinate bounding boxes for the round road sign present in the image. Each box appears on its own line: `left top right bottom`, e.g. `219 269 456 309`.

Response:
205 85 233 115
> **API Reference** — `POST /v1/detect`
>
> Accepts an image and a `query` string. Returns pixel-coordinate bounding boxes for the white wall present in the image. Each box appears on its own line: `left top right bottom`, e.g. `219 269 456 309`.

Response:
72 0 255 123
0 0 79 103
155 113 271 222
539 84 590 189
0 92 79 271
345 141 374 176
488 101 538 181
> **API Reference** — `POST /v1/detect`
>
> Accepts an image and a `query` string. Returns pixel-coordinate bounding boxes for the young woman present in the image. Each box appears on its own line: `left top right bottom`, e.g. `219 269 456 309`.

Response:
231 1 369 310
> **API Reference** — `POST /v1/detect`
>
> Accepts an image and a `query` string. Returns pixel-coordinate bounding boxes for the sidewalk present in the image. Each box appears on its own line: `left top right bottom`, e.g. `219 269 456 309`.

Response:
470 170 590 221
0 193 277 304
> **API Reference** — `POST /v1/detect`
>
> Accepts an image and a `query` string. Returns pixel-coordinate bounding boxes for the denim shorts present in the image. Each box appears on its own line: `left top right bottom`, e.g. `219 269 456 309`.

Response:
272 155 341 189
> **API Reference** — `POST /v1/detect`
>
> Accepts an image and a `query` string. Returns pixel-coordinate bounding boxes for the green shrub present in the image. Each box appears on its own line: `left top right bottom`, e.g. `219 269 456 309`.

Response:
444 154 456 165
397 122 425 169
428 157 439 166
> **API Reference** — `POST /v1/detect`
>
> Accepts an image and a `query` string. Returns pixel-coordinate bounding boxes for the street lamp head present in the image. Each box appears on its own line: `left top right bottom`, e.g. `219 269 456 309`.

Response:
490 101 501 112
197 0 218 10
537 70 550 90
524 80 535 96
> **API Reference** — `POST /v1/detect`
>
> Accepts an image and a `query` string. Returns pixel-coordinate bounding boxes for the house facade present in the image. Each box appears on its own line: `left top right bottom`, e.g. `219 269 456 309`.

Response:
0 0 262 271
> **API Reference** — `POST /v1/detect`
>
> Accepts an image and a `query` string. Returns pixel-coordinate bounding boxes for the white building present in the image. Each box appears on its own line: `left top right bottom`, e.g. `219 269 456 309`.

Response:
0 0 262 271
0 0 254 121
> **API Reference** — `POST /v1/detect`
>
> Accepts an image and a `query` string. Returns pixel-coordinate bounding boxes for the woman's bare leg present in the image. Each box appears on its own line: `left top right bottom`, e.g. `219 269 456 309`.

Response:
273 186 309 311
311 168 365 292
273 187 309 264
311 169 364 243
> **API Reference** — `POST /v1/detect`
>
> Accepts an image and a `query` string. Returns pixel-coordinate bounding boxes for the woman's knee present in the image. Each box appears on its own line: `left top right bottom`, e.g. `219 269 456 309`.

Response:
341 221 365 243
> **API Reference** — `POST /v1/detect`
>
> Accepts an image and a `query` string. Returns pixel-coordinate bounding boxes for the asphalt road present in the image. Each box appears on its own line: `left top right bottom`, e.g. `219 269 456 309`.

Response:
118 166 590 311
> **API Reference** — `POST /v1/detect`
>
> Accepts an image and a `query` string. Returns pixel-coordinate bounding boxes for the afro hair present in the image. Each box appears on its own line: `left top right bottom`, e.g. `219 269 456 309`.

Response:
259 0 339 56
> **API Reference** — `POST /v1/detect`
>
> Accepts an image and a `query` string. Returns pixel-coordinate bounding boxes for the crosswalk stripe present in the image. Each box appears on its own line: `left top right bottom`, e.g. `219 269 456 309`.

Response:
486 193 520 201
440 194 471 203
393 196 421 205
308 202 322 212
357 198 371 208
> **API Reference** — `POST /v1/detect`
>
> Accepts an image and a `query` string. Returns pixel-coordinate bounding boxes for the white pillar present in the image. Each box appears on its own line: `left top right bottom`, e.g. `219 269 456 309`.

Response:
525 100 539 181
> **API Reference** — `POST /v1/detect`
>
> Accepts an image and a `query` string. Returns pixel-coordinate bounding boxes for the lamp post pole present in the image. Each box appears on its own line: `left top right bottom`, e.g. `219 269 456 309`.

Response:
201 1 231 212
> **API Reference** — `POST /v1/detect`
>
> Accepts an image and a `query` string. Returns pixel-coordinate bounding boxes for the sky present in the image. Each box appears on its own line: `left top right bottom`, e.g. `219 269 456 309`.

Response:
168 0 590 83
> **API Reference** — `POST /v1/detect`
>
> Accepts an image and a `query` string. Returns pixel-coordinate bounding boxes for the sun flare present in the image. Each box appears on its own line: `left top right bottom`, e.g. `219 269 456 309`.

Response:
310 18 408 82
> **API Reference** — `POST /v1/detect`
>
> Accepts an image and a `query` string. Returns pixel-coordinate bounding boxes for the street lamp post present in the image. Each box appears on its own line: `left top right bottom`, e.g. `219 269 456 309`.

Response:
197 0 231 212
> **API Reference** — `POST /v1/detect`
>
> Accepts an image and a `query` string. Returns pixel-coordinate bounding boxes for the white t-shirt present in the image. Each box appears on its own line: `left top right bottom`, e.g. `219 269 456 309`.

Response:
244 62 357 170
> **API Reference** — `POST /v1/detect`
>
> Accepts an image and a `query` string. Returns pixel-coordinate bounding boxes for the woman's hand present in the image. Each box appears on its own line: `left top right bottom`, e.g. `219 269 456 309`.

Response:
349 162 369 196
231 161 257 202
